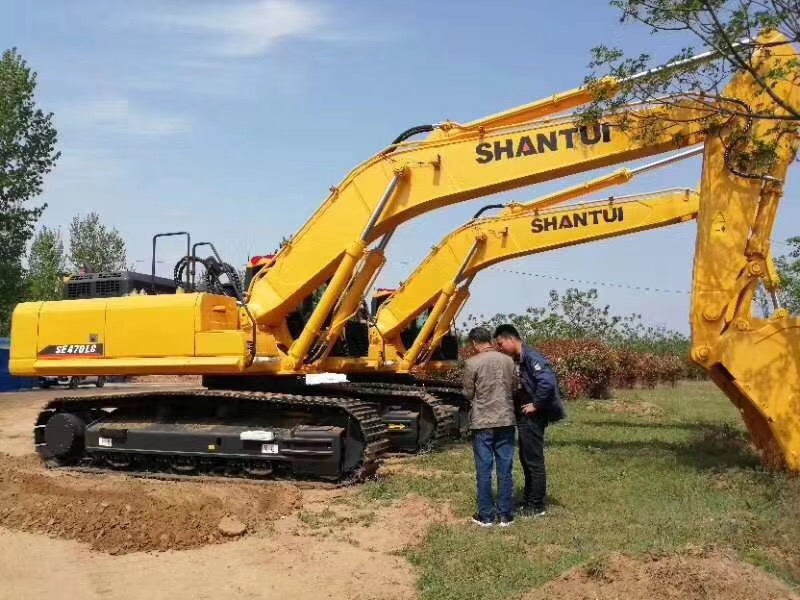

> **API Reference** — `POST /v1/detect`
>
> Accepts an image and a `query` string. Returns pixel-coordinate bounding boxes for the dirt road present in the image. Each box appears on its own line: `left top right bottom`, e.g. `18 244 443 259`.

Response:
0 387 442 600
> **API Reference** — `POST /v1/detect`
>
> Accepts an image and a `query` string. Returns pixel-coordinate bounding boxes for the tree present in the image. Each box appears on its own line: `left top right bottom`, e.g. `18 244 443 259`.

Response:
463 287 689 354
583 1 800 173
274 235 292 253
69 212 127 273
0 48 59 334
775 236 800 312
27 226 66 301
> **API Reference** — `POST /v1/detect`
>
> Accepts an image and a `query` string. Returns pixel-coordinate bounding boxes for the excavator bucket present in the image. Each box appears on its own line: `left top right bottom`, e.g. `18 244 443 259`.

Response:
690 31 800 470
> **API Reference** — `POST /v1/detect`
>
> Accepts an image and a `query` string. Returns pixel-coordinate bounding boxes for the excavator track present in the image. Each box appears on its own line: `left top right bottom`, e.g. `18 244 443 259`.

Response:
418 386 470 438
332 382 460 451
410 380 470 437
33 389 387 483
346 379 470 439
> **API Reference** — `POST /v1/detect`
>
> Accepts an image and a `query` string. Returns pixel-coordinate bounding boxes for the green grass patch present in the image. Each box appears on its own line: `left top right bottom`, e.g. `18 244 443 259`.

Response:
360 382 800 600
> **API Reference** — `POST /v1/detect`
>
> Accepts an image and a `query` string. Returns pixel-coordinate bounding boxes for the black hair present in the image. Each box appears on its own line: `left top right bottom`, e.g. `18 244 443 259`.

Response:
467 327 492 344
493 324 521 340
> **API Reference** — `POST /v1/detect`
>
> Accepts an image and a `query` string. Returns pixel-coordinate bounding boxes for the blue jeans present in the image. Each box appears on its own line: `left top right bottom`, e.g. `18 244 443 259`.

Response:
472 426 516 520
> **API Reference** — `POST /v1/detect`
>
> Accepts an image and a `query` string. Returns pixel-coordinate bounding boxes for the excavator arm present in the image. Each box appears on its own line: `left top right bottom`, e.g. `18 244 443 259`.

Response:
370 187 699 371
373 149 701 349
258 107 709 366
688 37 800 469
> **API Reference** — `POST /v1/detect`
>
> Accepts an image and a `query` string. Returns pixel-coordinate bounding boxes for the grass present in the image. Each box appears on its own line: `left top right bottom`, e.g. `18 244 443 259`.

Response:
359 381 800 600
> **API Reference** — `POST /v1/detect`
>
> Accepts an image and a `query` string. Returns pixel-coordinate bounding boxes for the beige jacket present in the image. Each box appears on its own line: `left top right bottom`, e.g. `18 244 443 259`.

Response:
462 348 517 429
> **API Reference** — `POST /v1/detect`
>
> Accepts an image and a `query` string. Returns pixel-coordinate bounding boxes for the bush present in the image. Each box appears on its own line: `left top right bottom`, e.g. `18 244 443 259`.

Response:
655 354 685 386
431 337 705 401
684 358 708 380
614 348 645 389
539 339 619 400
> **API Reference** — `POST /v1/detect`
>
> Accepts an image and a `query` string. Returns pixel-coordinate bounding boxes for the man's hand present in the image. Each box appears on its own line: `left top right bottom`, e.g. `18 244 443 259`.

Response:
521 403 536 415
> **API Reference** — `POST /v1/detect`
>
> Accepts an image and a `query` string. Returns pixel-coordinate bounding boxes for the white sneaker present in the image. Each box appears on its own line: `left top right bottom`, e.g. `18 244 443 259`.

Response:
471 514 494 527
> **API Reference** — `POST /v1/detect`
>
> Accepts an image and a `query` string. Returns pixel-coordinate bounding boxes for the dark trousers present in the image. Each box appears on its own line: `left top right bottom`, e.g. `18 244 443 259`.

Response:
517 413 547 509
472 426 516 520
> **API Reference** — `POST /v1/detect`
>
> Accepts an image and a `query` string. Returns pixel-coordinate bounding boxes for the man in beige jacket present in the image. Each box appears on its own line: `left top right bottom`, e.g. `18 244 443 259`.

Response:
462 327 518 527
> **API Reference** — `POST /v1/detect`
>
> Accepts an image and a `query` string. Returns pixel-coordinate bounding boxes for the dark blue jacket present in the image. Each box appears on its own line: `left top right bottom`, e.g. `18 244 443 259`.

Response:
517 345 565 423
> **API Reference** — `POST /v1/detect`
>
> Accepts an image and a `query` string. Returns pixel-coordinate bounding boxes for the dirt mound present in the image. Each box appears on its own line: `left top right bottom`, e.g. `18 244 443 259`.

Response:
0 454 300 554
527 549 798 600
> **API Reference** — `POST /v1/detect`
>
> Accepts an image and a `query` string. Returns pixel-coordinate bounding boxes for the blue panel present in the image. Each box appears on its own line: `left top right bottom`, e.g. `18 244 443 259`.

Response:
0 338 35 392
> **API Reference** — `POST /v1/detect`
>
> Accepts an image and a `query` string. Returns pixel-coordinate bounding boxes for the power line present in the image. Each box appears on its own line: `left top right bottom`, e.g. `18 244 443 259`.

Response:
495 268 691 295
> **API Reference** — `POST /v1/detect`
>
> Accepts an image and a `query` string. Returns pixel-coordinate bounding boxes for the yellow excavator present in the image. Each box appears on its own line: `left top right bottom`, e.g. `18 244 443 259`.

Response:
248 178 703 438
9 32 799 480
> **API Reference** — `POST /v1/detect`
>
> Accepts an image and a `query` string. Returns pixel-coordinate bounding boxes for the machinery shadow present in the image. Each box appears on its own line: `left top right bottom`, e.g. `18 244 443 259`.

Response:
579 419 720 432
550 421 762 472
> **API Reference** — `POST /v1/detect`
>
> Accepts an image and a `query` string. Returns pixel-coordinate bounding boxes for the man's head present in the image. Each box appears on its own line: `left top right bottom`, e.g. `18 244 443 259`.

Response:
467 327 493 350
493 324 523 356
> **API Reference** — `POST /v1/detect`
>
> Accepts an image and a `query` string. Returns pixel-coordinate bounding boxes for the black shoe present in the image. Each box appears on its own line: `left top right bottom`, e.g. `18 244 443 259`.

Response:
517 505 547 519
499 514 514 527
470 514 495 528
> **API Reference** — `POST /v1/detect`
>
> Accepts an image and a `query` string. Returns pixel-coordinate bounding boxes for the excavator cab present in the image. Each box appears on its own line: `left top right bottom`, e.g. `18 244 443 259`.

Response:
244 255 276 289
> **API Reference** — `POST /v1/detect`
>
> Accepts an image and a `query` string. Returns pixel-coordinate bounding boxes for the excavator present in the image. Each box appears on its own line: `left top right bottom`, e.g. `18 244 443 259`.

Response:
243 173 703 439
9 31 800 480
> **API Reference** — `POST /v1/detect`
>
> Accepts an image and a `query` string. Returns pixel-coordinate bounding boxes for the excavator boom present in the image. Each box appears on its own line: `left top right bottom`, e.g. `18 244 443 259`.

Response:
368 188 699 370
374 149 702 345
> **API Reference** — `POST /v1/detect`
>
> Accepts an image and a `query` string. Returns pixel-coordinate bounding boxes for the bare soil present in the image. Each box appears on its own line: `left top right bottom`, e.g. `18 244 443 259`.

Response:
0 453 301 554
527 549 799 600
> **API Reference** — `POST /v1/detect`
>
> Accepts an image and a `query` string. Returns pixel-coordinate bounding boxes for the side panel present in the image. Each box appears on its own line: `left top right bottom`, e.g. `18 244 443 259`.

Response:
106 295 199 358
8 302 44 374
37 299 108 354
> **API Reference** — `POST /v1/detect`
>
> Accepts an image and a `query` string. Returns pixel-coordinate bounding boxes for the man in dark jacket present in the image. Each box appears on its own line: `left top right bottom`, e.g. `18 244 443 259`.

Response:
463 327 518 527
494 324 565 517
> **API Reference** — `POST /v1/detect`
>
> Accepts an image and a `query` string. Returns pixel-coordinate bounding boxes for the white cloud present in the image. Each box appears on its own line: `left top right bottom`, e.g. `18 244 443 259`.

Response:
161 0 328 57
64 97 191 136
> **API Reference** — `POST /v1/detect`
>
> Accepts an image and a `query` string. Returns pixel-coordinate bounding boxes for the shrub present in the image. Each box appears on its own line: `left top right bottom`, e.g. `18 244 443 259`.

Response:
427 337 703 401
539 339 619 400
655 354 685 386
684 358 708 380
614 348 645 389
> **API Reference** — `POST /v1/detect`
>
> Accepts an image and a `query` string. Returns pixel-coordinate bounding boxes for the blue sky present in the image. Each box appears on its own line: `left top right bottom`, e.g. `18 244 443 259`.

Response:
5 0 799 332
